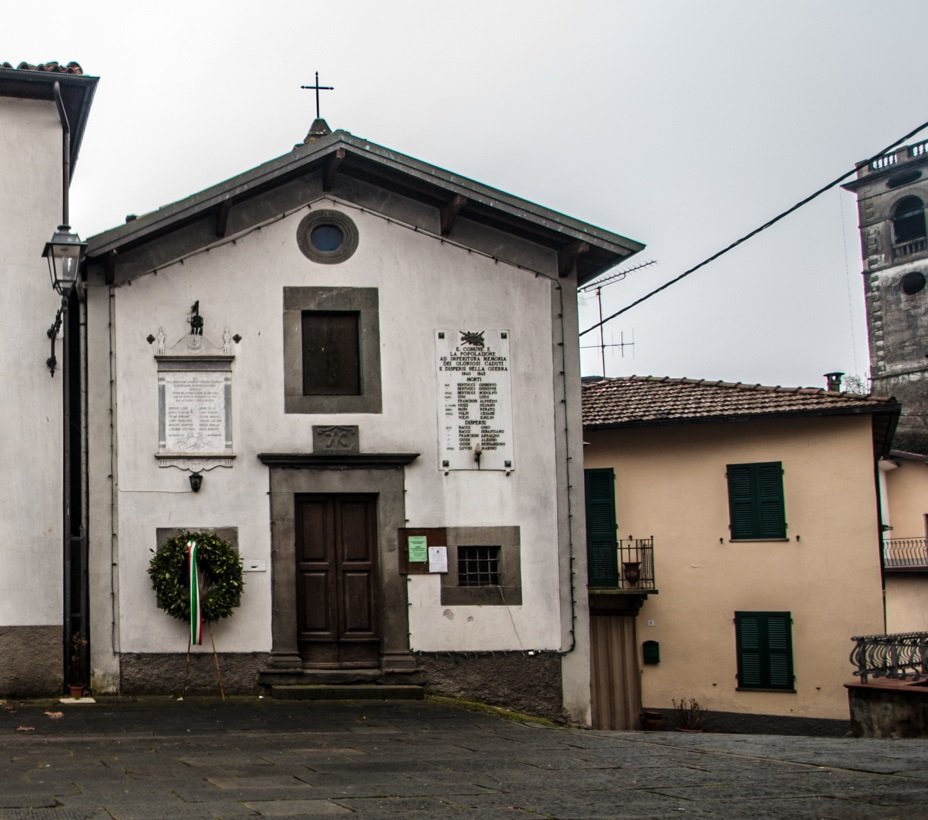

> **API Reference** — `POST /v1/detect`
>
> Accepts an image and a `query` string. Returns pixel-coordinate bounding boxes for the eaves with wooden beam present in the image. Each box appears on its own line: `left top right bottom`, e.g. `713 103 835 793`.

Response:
83 129 644 286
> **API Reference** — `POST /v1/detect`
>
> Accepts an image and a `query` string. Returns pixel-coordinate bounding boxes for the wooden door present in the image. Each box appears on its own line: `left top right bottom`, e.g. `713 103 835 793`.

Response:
296 494 381 668
590 614 641 729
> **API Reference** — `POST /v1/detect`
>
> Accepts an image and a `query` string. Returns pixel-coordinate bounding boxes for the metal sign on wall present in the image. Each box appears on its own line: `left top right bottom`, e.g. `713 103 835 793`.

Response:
436 329 514 471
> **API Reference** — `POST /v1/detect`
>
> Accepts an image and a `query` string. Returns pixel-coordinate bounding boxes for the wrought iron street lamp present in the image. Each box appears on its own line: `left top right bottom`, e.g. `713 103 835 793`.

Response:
42 224 86 295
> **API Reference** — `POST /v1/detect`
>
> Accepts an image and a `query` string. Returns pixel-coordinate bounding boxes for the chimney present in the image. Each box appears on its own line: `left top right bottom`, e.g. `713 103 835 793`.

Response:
824 372 844 392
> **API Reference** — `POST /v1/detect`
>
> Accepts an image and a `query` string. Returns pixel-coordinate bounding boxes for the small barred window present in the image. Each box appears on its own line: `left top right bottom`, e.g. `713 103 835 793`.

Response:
457 546 501 587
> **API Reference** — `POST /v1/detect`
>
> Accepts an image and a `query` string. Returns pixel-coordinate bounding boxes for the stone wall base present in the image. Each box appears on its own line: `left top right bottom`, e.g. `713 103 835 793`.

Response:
119 653 268 695
0 625 62 696
847 682 928 738
416 651 563 721
644 706 849 736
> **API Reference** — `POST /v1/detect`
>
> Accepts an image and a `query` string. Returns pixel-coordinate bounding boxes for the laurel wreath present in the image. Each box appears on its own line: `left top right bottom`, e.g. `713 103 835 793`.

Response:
148 530 244 623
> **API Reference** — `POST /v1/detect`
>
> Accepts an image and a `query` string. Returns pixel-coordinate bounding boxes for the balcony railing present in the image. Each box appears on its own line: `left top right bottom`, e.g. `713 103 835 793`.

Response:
883 537 928 570
850 632 928 683
892 238 928 259
589 536 655 591
870 153 898 171
865 140 928 172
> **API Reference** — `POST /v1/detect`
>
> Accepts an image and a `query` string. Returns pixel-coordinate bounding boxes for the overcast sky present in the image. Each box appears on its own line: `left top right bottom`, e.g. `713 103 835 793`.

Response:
7 0 927 390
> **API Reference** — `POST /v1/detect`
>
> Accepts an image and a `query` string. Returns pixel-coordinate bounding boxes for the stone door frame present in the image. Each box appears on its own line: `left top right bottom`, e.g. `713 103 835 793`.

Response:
258 453 418 675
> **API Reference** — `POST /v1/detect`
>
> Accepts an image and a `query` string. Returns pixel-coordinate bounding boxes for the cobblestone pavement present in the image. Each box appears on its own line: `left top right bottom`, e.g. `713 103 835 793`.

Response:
1 697 927 819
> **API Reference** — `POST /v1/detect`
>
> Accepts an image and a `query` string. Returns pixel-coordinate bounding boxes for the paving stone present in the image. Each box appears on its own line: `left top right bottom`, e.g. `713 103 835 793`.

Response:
0 810 110 820
205 774 314 791
244 798 351 816
2 699 928 817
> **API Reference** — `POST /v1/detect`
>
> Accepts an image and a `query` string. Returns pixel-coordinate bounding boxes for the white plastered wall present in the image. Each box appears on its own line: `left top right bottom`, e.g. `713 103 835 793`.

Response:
0 98 67 626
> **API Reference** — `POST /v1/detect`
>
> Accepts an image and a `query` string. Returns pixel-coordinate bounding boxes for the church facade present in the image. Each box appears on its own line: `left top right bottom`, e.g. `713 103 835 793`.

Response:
72 116 642 720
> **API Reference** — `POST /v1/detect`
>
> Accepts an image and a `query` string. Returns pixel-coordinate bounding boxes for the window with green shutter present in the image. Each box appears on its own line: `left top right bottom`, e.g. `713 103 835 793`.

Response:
735 611 794 691
727 462 786 540
584 468 618 587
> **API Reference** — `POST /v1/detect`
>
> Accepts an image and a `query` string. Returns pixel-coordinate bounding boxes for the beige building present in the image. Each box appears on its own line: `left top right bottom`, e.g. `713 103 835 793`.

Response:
880 450 928 632
582 376 899 731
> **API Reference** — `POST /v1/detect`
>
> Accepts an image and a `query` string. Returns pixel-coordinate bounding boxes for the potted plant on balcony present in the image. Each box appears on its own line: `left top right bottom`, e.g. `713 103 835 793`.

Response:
622 561 641 587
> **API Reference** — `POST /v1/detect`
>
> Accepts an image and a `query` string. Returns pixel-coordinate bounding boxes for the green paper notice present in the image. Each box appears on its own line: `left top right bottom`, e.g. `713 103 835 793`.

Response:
408 535 428 563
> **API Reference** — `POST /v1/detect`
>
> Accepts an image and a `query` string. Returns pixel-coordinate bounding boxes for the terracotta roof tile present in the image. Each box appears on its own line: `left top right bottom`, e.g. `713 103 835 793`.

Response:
582 375 899 429
0 61 84 75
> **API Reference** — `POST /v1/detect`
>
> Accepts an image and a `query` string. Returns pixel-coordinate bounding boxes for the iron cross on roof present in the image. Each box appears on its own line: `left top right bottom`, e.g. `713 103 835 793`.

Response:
300 72 334 119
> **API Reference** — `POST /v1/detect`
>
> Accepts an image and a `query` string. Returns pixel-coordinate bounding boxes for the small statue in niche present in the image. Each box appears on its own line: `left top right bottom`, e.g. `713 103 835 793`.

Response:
156 326 166 355
222 327 233 354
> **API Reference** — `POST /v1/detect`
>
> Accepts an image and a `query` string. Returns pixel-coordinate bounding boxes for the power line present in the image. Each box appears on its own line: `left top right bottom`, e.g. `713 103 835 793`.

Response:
579 119 928 338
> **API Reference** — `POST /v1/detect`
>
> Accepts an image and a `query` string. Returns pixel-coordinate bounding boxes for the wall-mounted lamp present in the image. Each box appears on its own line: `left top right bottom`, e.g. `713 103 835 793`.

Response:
43 226 86 376
189 472 203 493
43 225 86 295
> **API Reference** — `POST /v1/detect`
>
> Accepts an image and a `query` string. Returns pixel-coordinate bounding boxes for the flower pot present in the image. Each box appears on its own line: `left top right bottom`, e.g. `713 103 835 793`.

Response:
68 684 83 699
622 561 641 587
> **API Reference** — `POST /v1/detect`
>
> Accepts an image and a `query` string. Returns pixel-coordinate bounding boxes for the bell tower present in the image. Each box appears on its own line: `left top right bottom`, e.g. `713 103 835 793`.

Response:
844 142 928 453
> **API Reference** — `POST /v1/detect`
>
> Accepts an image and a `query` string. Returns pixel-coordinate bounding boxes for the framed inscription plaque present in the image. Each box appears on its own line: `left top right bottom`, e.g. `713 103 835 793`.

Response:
155 338 235 470
436 329 514 471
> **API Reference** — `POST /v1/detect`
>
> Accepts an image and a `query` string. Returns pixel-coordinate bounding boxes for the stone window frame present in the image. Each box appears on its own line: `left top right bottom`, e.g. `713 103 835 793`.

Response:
283 287 382 414
296 210 359 265
440 526 521 606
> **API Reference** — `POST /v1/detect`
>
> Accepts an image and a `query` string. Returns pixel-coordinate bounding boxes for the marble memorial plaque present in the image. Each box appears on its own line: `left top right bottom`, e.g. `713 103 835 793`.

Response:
436 330 514 470
159 369 232 456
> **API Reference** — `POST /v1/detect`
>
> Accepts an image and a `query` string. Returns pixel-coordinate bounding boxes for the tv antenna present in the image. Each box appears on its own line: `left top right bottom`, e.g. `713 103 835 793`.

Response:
578 259 655 376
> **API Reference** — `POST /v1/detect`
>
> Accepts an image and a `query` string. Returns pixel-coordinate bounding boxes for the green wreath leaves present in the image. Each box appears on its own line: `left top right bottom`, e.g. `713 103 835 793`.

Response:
148 530 244 624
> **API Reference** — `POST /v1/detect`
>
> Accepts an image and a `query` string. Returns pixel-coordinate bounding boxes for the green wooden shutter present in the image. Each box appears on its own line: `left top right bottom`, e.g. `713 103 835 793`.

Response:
727 464 756 539
736 611 793 690
765 613 793 689
755 463 786 539
585 468 618 587
727 462 785 539
735 612 763 688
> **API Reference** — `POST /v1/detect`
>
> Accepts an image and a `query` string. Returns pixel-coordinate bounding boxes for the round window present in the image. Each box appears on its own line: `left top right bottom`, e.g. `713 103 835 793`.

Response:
900 271 926 296
297 210 358 264
310 223 344 252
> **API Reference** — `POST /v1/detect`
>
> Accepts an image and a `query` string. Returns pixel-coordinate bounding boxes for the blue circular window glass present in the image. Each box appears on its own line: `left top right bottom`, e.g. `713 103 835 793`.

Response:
310 224 344 252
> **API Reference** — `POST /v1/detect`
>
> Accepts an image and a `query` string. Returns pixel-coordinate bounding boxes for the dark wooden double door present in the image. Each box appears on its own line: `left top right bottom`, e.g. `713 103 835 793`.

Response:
296 494 381 668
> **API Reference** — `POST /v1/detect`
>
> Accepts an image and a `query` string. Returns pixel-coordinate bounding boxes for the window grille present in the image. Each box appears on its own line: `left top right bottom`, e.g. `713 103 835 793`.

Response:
457 546 501 586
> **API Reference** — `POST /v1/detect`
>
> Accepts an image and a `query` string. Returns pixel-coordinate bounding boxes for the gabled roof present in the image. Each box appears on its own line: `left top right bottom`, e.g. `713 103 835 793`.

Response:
0 62 97 171
582 376 900 455
84 129 643 284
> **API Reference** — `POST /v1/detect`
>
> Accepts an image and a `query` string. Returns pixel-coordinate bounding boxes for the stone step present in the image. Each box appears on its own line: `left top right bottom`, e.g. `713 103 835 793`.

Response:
269 683 425 701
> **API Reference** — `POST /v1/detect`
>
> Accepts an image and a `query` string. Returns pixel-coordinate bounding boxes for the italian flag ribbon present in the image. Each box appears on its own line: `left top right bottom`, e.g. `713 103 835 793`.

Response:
188 540 203 645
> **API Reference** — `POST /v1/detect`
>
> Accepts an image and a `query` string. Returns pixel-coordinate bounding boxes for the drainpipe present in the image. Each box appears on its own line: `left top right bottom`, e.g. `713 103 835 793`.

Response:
52 80 87 689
